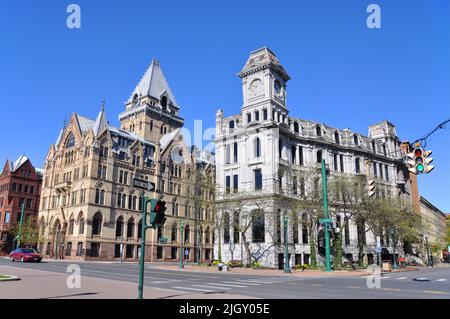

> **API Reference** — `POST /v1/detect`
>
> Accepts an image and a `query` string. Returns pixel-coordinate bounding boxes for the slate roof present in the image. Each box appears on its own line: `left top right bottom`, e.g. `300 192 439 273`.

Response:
127 58 178 107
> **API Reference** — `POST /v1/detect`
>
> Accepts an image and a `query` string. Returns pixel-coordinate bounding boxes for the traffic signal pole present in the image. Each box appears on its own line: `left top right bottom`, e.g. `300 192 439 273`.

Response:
138 196 149 300
321 159 332 272
14 204 25 249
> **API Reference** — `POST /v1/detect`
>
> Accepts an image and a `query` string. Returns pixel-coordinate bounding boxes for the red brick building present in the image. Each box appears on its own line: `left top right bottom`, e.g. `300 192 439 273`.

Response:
0 155 42 254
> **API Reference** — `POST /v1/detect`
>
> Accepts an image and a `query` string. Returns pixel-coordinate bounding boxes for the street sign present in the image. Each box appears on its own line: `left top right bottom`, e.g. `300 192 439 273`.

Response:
319 218 333 225
134 178 155 191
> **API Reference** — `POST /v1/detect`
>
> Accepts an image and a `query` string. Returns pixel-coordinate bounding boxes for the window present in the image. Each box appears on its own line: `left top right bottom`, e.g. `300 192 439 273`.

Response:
276 210 281 244
293 175 298 194
335 132 340 144
161 96 168 109
65 242 72 256
233 142 238 163
223 212 230 244
225 145 230 164
254 169 262 191
294 122 299 133
184 225 190 243
232 212 239 243
233 175 238 193
79 218 85 235
263 109 268 120
379 163 383 180
316 150 322 163
293 217 299 244
68 219 74 235
344 217 350 245
254 110 259 121
247 113 251 123
92 212 102 235
385 165 389 181
334 153 338 171
171 224 177 242
252 212 265 243
127 218 135 238
116 217 124 237
354 135 359 145
255 137 261 158
90 243 100 257
355 158 361 174
302 214 308 244
316 126 322 137
299 147 303 165
95 188 105 205
291 146 296 164
373 162 378 177
229 120 235 130
66 133 75 148
225 176 231 194
76 242 83 256
340 155 344 172
97 165 107 180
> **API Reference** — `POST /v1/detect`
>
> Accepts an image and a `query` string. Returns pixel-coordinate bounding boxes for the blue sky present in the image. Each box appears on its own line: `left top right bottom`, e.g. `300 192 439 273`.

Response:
0 1 449 212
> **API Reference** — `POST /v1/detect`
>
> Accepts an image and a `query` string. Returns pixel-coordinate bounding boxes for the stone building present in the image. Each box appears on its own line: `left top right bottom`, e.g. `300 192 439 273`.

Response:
0 155 42 254
214 47 413 268
38 59 215 262
419 196 447 261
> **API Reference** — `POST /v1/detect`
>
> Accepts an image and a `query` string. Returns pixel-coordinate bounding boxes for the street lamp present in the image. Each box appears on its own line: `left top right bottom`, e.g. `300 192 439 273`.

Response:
283 213 291 273
180 221 184 269
424 234 433 268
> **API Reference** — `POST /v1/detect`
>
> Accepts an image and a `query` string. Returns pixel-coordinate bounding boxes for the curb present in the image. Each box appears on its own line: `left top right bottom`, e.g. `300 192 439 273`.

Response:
0 275 21 282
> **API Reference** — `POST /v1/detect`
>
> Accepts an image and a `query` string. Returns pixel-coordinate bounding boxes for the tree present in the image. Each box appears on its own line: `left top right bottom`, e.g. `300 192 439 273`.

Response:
9 215 43 249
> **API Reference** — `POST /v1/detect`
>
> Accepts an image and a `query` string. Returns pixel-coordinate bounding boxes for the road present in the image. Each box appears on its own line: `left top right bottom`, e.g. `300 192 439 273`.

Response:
1 258 449 299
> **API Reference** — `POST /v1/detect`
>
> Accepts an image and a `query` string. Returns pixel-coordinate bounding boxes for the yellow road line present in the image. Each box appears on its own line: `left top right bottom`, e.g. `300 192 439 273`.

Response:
348 286 361 289
382 288 401 292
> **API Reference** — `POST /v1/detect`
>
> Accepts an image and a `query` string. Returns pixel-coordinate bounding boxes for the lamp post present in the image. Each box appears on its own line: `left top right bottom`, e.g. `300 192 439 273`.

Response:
424 234 433 268
320 159 332 272
391 228 398 270
180 221 184 269
14 203 26 250
283 213 290 273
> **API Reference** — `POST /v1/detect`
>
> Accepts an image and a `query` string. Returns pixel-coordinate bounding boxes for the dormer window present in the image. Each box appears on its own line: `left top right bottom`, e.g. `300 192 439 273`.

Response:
354 135 359 146
132 94 139 107
334 132 340 145
161 96 168 110
316 126 322 137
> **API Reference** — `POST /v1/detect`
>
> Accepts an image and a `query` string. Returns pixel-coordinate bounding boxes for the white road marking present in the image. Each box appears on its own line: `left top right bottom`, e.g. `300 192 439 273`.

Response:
381 276 391 279
436 279 447 282
171 286 213 292
207 282 247 288
237 279 275 284
397 277 407 280
222 281 260 286
191 284 231 290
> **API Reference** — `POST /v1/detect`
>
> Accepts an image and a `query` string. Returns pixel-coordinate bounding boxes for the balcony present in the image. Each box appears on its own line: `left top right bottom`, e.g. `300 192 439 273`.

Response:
54 181 72 193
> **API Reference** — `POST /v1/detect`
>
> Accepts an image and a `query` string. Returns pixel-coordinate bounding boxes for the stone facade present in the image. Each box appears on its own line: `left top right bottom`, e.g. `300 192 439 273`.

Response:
214 47 412 268
37 59 215 262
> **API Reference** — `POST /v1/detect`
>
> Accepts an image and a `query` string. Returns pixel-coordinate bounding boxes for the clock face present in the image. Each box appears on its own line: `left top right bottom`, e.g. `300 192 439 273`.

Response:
250 79 263 95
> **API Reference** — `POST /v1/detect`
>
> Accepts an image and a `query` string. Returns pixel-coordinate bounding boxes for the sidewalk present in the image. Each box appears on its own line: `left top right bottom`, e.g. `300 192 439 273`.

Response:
0 265 256 299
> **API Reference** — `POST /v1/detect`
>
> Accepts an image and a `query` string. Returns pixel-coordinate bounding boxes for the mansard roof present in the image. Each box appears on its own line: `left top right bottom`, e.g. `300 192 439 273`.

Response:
127 58 178 108
239 47 290 81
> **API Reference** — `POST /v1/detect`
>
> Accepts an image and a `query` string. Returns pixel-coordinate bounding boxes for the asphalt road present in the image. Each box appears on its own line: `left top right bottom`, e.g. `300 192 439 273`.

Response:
1 258 449 299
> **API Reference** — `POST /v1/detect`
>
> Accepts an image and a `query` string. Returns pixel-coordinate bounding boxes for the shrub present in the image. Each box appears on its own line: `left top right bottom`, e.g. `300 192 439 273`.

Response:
228 260 243 268
212 260 220 266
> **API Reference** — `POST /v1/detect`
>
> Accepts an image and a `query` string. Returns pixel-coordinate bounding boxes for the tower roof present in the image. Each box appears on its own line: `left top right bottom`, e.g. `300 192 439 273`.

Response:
127 58 178 108
239 47 290 81
93 104 108 137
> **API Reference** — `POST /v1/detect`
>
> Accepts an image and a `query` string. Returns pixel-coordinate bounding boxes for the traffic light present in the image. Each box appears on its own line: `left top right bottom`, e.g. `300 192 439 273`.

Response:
367 179 375 198
407 145 434 175
150 199 167 228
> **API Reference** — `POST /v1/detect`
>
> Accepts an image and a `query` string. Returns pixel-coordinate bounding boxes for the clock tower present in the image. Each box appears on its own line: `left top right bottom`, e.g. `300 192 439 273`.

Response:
238 47 291 118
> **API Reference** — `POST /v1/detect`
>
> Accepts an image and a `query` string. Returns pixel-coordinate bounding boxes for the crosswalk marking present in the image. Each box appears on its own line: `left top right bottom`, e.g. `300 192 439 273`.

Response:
172 286 213 292
192 284 231 290
381 276 391 279
222 281 261 286
239 279 275 284
207 282 247 288
397 277 407 280
436 279 447 282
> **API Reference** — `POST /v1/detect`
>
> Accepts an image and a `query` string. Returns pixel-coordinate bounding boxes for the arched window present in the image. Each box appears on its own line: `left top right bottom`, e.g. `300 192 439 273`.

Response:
138 220 142 239
316 126 322 137
354 135 359 145
255 137 261 158
127 218 135 238
171 223 178 242
116 216 124 237
294 122 299 133
79 217 85 235
229 121 235 130
184 225 190 243
92 212 102 235
68 218 74 235
335 132 340 145
252 211 265 243
355 157 361 174
65 133 75 148
223 212 230 244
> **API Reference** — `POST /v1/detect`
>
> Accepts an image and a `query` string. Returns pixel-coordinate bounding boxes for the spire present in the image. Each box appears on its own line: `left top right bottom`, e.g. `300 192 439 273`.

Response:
127 58 178 107
93 103 108 137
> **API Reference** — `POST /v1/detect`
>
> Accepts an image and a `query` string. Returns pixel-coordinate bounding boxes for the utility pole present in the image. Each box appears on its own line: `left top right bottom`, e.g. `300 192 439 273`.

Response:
283 213 291 273
138 196 149 300
14 203 25 249
320 159 332 272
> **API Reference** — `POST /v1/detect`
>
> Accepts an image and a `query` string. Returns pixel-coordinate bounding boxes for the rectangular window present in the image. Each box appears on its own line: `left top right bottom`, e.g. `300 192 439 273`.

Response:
373 162 378 177
385 165 389 181
233 211 240 243
355 158 360 174
225 176 231 194
379 163 383 180
340 155 344 173
233 175 238 193
247 113 251 123
233 142 238 163
119 171 123 184
334 154 338 171
76 242 83 256
254 110 259 121
299 147 304 166
263 109 268 120
293 176 298 194
254 169 262 191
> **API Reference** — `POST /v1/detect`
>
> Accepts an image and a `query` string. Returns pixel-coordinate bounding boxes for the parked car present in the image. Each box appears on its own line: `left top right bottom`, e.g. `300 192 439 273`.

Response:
10 248 42 263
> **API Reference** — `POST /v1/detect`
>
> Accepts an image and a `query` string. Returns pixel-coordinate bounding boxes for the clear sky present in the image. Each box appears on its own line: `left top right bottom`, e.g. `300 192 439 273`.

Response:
0 1 449 212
